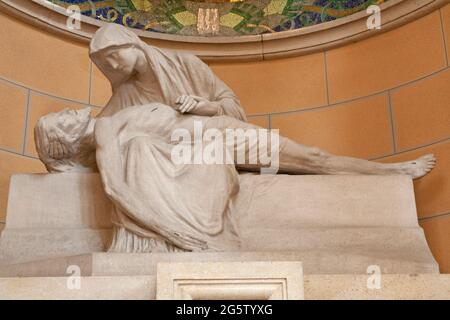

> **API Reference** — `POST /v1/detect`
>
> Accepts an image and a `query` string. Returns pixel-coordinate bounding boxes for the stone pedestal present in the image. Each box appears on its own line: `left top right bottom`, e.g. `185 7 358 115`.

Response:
0 172 445 299
1 273 449 300
0 173 439 274
156 261 305 300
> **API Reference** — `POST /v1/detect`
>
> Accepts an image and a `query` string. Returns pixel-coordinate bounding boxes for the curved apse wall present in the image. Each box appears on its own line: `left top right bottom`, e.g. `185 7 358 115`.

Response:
0 2 449 271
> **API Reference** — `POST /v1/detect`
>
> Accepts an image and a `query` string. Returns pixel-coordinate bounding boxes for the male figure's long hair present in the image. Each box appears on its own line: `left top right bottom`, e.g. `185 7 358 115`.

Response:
34 111 97 173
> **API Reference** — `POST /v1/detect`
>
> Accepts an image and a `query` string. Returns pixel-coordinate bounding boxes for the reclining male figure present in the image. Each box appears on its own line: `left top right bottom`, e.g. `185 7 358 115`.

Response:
34 104 436 251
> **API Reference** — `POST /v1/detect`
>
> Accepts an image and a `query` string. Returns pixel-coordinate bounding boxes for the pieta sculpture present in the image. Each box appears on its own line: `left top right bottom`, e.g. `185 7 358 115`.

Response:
34 24 436 253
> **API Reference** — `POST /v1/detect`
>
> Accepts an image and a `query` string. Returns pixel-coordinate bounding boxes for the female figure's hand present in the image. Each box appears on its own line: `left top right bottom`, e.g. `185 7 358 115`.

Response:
175 95 221 117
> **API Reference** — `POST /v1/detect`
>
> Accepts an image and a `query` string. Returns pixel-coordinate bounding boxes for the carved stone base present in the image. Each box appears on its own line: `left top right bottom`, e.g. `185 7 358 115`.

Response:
0 250 438 278
156 261 305 300
1 272 449 300
0 173 439 274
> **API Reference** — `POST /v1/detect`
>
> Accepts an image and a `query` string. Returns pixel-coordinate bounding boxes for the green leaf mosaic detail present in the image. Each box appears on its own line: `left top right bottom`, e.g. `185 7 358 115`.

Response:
44 0 388 36
228 2 263 34
153 0 189 33
114 0 136 15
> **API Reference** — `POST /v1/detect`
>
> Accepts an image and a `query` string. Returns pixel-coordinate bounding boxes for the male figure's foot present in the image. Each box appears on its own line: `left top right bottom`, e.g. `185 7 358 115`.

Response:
397 154 436 179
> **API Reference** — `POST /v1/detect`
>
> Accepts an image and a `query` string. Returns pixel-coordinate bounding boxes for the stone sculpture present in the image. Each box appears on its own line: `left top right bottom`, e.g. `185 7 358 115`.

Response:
33 24 436 253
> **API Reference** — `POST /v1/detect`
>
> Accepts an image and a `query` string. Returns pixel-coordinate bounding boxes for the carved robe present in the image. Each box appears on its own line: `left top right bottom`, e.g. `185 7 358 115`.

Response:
89 24 246 252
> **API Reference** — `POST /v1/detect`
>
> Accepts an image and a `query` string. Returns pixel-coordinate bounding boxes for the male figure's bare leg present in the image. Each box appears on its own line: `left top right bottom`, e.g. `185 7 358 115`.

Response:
210 116 436 179
277 138 436 179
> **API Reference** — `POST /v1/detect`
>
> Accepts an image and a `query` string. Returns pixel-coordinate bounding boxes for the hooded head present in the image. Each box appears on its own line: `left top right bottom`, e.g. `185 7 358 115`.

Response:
90 24 149 89
88 23 247 121
90 23 144 54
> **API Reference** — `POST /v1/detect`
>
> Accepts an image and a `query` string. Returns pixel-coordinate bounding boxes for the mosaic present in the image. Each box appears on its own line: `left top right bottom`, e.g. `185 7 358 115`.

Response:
45 0 387 36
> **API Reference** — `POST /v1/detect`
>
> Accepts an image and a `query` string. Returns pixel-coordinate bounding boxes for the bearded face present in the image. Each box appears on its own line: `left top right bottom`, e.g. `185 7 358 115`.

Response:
35 107 92 163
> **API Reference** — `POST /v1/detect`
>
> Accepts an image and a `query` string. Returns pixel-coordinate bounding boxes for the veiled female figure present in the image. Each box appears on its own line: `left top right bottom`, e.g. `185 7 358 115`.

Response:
90 24 246 121
88 24 247 253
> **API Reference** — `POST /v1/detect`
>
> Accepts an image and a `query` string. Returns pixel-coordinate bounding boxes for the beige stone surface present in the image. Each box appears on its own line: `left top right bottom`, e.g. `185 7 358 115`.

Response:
271 94 393 159
326 11 446 103
441 4 450 63
0 252 305 277
0 245 439 277
420 216 450 274
5 171 426 232
0 80 27 153
0 229 112 265
0 274 448 300
0 173 112 263
236 174 420 228
247 115 269 129
304 274 450 300
390 69 450 151
0 12 90 102
156 261 304 300
0 276 155 300
380 141 450 219
210 53 327 114
0 173 439 274
90 63 111 107
5 173 112 229
0 151 45 222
